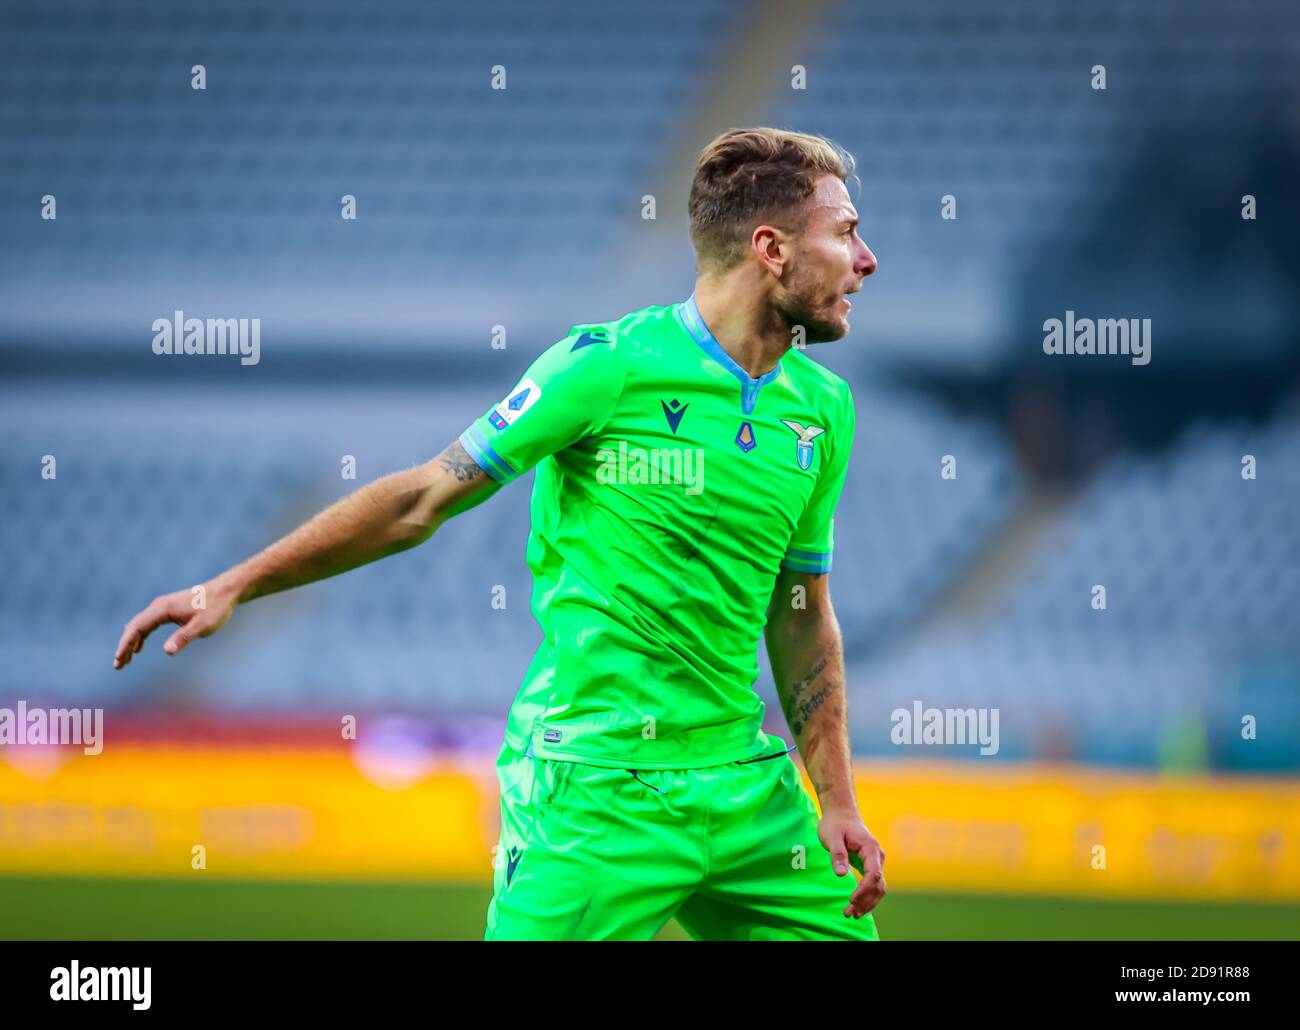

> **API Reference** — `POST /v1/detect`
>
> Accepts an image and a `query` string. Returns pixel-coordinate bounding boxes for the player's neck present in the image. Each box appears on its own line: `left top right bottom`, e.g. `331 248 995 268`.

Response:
692 280 793 380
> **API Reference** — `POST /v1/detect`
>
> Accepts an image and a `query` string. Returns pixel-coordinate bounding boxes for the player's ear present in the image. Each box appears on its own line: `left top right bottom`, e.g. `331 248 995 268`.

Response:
751 223 786 276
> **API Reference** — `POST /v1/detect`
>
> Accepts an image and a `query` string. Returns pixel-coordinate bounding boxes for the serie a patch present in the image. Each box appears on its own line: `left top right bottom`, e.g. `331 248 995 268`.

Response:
489 377 542 429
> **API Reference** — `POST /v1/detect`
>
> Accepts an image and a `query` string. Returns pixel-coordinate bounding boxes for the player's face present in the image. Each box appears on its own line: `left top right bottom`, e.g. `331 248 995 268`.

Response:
775 175 877 344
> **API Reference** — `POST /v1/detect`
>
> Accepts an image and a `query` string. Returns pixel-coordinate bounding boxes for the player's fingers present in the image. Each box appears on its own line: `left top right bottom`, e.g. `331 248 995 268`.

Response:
845 869 886 917
855 868 885 901
829 837 851 876
113 631 135 669
848 833 885 871
114 606 164 668
163 616 206 656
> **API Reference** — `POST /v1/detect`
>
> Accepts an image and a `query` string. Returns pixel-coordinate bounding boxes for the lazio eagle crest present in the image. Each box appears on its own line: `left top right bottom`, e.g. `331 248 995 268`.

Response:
780 419 825 470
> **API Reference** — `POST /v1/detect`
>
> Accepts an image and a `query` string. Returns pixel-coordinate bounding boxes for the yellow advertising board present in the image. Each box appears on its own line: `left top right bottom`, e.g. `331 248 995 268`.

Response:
1 748 1297 900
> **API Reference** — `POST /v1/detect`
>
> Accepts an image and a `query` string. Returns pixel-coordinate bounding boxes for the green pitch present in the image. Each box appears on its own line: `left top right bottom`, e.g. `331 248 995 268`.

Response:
1 877 1296 940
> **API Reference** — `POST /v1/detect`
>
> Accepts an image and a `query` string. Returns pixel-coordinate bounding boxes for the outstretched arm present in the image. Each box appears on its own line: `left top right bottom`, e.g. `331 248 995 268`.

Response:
765 567 886 919
112 440 498 668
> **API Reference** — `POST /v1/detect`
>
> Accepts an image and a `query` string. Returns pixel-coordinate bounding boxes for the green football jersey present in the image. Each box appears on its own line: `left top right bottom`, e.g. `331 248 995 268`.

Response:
458 294 856 769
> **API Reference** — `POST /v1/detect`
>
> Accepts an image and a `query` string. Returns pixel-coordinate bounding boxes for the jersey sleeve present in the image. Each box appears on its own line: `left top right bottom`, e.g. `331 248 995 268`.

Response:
781 385 856 574
457 327 629 485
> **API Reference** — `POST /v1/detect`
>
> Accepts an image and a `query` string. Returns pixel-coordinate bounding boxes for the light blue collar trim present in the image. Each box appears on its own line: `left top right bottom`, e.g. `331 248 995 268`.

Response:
676 293 784 415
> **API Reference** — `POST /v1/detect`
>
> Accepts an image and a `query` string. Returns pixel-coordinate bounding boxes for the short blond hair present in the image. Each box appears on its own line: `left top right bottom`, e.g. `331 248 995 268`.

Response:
688 127 856 273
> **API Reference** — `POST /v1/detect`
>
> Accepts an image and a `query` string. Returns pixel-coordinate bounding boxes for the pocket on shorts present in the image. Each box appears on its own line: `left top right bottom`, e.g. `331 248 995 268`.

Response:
624 768 669 795
733 743 798 765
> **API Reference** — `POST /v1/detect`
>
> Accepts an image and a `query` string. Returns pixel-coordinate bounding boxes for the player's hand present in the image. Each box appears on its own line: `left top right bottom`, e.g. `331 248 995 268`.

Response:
818 809 886 918
113 581 239 669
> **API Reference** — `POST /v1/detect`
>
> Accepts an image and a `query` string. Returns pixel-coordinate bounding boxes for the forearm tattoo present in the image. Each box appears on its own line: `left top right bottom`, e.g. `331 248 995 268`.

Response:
435 441 485 483
781 653 848 797
782 654 835 737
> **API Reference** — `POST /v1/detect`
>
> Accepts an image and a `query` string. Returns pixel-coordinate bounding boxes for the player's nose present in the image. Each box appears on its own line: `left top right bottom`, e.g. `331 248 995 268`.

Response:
857 240 878 278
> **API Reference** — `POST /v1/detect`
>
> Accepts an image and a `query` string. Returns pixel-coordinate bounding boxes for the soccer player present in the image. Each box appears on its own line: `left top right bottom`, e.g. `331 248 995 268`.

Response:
113 126 884 941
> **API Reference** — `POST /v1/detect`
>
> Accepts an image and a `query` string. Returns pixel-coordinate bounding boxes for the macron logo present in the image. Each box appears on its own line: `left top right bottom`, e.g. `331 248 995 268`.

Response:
661 398 688 434
570 329 610 351
50 961 151 1010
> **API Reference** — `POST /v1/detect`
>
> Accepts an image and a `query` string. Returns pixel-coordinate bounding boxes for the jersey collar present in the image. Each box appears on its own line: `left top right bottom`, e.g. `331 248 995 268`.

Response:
676 292 785 415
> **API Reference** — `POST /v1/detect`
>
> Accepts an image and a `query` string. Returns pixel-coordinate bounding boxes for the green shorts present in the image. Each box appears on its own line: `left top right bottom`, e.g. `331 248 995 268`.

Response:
484 739 881 941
